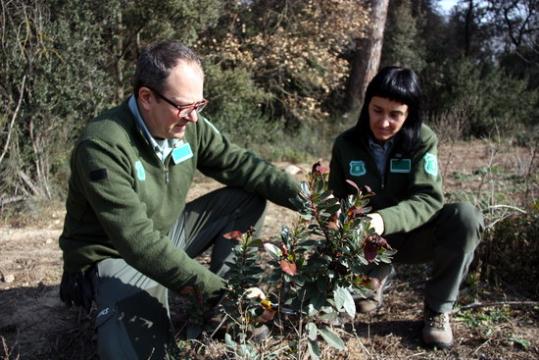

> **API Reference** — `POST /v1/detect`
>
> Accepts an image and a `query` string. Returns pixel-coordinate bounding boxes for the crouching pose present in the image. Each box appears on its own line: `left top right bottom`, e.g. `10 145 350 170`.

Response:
58 40 300 359
329 66 483 349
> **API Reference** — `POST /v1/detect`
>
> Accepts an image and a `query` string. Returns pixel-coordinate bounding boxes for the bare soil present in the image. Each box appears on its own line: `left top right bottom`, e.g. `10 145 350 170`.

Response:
1 141 538 359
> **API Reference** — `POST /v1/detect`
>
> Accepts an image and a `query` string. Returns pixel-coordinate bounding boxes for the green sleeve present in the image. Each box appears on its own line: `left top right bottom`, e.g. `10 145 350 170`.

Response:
196 117 301 210
378 131 444 234
74 139 226 298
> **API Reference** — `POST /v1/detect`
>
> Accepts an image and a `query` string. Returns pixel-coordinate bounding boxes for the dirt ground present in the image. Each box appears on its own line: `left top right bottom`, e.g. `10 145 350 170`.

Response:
1 140 538 359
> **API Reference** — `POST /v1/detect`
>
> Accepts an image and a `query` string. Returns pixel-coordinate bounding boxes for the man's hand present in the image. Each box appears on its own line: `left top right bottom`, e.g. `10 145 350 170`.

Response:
59 269 95 313
367 213 384 235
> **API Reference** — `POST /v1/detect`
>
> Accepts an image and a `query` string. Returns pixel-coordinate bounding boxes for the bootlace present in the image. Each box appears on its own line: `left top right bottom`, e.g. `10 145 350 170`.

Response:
426 310 449 329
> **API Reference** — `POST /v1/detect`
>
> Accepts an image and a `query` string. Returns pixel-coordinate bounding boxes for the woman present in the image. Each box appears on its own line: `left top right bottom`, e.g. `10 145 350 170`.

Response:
329 66 483 349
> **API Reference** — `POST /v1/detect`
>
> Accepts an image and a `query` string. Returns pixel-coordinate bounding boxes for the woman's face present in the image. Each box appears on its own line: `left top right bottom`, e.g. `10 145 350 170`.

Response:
368 96 409 143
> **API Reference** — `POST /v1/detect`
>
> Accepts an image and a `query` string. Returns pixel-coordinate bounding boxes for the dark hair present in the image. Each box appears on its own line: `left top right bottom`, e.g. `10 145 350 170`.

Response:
133 40 202 97
355 66 423 153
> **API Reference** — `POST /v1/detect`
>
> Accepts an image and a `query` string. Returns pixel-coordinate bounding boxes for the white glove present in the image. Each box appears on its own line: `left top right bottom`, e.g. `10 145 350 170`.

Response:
367 213 384 235
245 287 266 300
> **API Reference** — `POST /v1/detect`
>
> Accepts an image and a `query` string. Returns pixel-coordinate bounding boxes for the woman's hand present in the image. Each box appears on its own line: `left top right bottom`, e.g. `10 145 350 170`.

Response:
367 213 384 235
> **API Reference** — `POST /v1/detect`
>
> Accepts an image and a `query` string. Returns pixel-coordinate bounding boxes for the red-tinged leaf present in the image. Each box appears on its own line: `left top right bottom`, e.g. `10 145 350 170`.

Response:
312 161 329 175
326 213 340 230
223 230 243 241
279 243 289 256
345 179 361 194
363 235 391 262
347 206 365 219
258 309 276 322
279 260 297 276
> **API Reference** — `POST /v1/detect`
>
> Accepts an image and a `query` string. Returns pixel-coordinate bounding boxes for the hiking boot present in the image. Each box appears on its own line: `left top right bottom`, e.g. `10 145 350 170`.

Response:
422 306 453 349
355 264 395 313
250 324 271 343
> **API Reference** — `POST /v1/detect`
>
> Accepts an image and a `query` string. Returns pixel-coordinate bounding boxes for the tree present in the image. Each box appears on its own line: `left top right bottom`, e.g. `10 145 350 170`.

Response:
346 0 389 113
200 0 370 127
382 0 427 72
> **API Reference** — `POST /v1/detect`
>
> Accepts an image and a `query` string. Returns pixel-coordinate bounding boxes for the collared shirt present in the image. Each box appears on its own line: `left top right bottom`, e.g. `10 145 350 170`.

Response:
368 136 395 178
128 95 181 162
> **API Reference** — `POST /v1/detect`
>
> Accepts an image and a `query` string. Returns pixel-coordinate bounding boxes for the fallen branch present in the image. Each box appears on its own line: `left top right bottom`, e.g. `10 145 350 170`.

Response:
0 195 25 207
453 300 539 313
0 74 26 166
485 204 527 214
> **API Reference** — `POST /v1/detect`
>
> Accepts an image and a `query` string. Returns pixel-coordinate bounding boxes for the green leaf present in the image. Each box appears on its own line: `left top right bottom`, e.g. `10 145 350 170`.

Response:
263 242 282 260
318 326 345 350
224 333 236 349
333 287 355 318
307 339 321 360
306 322 318 341
510 336 530 350
319 311 338 322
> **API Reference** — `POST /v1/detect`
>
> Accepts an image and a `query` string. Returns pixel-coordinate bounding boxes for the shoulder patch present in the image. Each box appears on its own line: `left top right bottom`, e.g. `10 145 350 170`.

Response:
89 169 107 181
423 153 438 177
134 160 146 181
349 160 366 176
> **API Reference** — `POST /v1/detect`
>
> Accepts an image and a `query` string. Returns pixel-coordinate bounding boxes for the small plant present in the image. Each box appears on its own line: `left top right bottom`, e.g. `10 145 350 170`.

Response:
216 162 396 358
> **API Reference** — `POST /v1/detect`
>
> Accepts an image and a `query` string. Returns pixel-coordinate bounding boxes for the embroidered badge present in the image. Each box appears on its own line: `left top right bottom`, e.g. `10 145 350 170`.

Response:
134 160 146 181
349 160 366 176
171 143 193 164
423 153 438 176
390 159 412 173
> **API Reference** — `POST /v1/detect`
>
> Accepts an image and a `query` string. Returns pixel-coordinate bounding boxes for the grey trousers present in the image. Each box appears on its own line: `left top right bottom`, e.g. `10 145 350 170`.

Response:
93 187 266 359
382 202 484 313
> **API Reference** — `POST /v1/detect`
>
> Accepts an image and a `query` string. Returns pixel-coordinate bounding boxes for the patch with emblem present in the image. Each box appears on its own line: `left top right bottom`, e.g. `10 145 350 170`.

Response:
390 158 411 173
134 160 146 181
349 160 366 176
423 153 438 176
172 143 193 164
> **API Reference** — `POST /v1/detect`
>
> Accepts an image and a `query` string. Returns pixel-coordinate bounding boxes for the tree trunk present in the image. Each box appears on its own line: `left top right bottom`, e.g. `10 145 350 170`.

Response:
346 0 389 113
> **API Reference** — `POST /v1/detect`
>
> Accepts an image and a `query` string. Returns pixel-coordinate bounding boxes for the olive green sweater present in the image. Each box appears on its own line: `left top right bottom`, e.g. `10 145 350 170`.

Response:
329 124 444 235
59 101 300 298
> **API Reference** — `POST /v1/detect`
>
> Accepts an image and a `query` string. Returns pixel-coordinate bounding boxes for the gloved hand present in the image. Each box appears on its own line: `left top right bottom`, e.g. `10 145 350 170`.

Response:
367 213 384 235
59 269 95 313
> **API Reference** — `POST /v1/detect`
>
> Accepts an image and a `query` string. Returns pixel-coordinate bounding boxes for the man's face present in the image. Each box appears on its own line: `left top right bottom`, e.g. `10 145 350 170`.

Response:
138 61 204 139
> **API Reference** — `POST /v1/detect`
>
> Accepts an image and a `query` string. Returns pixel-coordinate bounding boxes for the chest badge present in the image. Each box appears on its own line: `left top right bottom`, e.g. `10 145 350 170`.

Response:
349 160 366 176
135 160 146 181
172 143 193 164
390 158 411 173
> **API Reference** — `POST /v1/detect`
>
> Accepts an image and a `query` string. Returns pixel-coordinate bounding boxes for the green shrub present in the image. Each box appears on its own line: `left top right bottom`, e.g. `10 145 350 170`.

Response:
477 202 539 297
203 62 280 148
422 58 539 139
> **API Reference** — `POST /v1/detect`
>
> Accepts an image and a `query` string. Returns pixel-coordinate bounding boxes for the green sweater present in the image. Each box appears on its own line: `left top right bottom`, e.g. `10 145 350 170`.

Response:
59 101 300 298
329 124 444 235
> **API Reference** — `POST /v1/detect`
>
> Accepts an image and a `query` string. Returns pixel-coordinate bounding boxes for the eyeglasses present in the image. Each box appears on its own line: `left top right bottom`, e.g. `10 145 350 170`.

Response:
147 86 208 118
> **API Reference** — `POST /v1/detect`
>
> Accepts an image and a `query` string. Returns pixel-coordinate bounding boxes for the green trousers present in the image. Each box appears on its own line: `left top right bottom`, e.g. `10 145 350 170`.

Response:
93 187 266 359
382 202 484 313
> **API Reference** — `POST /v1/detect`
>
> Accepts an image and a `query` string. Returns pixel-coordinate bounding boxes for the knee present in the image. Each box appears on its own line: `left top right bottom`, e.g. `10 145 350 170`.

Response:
441 202 484 252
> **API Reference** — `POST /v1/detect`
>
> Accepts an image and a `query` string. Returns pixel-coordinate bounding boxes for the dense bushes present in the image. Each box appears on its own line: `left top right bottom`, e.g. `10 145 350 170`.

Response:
1 0 538 211
422 58 539 139
477 203 539 297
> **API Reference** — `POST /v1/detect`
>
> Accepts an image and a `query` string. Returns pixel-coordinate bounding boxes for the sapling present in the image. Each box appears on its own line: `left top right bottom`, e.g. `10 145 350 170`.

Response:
196 162 396 357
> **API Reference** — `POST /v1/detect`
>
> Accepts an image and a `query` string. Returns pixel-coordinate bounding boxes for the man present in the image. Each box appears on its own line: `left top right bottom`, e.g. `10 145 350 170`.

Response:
59 40 300 359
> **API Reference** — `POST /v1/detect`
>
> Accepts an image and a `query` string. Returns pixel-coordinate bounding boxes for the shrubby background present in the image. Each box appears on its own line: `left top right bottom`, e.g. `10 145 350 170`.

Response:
1 0 538 286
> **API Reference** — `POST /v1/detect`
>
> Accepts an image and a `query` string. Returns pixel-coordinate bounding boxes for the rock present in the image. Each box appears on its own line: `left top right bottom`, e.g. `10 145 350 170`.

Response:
284 164 302 175
2 273 15 283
